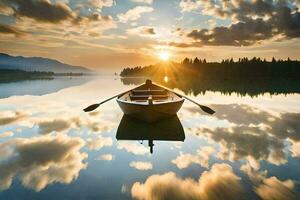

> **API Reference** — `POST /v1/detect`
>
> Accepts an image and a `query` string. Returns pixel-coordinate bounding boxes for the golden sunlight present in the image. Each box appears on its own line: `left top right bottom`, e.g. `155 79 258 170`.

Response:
159 52 170 61
164 76 169 82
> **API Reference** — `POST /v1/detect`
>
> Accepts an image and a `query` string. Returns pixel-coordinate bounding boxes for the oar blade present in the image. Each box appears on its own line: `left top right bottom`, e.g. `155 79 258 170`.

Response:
83 104 100 112
200 105 215 115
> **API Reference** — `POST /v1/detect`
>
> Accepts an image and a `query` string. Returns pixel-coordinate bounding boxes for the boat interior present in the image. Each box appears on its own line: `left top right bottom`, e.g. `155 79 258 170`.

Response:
118 83 182 103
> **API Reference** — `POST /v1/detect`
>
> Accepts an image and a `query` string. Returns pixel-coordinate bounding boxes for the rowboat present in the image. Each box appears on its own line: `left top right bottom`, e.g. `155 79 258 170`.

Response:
116 114 185 154
116 80 184 122
84 80 214 118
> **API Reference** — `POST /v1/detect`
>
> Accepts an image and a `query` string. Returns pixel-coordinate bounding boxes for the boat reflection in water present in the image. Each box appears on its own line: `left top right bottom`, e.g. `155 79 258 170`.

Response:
116 115 185 154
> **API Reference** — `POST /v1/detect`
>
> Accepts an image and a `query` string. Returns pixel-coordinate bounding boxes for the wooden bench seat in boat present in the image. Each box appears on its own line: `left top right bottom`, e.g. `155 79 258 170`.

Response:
129 94 169 101
131 89 167 96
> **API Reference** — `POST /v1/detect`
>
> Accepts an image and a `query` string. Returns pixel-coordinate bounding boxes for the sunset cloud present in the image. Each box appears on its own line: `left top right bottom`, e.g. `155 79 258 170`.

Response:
117 6 153 23
181 0 300 46
131 163 244 200
0 24 25 37
126 26 156 36
0 135 87 191
2 0 74 23
1 0 300 68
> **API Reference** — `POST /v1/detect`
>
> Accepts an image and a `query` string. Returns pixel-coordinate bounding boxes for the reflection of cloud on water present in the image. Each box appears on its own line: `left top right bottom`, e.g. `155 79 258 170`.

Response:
172 146 215 169
34 114 117 135
129 161 153 171
289 139 300 158
38 118 76 135
95 154 114 161
0 131 14 138
0 111 28 126
201 126 286 166
131 163 244 200
256 177 296 200
117 142 149 155
185 104 300 167
241 163 297 200
0 135 87 191
86 136 113 150
184 104 274 126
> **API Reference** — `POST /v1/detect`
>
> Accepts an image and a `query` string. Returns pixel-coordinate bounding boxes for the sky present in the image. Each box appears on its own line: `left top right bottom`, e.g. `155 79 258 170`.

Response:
0 0 300 71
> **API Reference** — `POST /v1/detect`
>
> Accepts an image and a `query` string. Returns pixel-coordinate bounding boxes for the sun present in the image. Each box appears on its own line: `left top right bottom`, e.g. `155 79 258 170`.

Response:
159 51 170 61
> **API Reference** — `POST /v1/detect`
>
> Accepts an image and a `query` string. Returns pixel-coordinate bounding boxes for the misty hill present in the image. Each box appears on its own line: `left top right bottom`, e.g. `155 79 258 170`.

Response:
0 53 91 73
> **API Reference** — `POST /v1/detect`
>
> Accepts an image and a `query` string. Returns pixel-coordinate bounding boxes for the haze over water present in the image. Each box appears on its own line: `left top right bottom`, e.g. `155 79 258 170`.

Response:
0 76 299 200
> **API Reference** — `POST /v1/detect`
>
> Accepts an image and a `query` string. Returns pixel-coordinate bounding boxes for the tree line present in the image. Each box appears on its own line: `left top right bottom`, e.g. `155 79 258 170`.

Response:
120 57 300 80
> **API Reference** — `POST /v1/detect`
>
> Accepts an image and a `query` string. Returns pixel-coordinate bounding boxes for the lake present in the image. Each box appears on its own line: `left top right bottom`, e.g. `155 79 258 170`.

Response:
0 76 299 200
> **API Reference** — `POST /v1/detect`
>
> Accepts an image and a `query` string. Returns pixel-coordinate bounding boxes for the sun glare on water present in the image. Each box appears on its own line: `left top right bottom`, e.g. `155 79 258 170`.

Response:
159 52 170 61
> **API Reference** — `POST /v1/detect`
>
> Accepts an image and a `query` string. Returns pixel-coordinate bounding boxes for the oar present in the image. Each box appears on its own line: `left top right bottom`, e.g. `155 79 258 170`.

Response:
83 84 143 112
83 94 120 112
155 83 215 115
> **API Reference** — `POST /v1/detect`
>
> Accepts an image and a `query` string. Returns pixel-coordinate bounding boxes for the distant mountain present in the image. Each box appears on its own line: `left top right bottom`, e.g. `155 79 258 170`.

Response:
0 53 92 73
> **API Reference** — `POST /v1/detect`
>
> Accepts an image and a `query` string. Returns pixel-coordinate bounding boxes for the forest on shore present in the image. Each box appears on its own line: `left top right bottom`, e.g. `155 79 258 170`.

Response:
120 57 300 79
120 57 300 96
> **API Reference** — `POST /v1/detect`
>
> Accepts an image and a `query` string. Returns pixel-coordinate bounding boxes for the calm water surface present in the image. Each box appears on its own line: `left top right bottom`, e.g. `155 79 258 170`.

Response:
0 76 299 200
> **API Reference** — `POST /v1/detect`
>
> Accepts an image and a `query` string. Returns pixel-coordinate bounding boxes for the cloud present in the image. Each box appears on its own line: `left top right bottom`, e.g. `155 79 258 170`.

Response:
187 18 273 46
86 136 113 150
177 0 300 46
126 26 156 36
270 113 300 142
3 0 74 23
130 0 153 4
131 163 244 200
0 135 87 191
37 116 115 135
0 131 14 138
172 146 214 169
189 104 300 167
0 111 27 126
208 104 272 125
88 0 115 9
255 177 297 200
0 0 117 36
117 6 153 23
38 119 73 134
179 0 201 12
201 125 287 166
95 153 114 161
0 4 14 16
117 141 149 155
289 139 300 157
240 163 297 200
130 161 153 170
0 23 25 37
